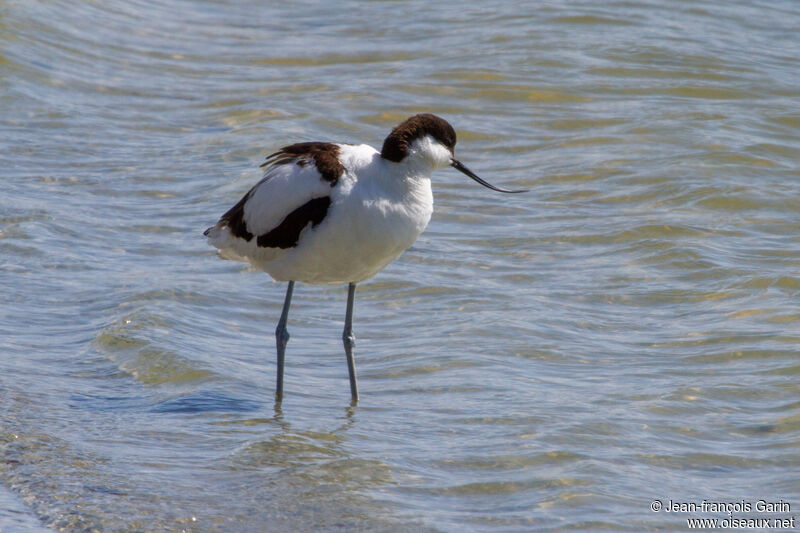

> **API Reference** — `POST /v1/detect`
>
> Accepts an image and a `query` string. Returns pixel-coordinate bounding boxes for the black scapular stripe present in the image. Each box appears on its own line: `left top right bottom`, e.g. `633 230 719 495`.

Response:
257 196 331 249
261 142 344 185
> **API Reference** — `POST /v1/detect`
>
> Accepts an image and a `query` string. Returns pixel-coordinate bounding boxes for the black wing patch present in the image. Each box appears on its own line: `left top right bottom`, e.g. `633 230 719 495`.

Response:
206 142 341 243
257 196 331 249
210 189 255 241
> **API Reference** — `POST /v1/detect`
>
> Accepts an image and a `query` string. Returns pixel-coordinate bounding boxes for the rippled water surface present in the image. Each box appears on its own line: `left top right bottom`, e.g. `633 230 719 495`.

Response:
2 0 799 531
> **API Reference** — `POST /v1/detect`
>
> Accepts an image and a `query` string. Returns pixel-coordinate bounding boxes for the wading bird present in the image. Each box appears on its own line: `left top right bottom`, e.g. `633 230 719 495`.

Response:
205 114 525 401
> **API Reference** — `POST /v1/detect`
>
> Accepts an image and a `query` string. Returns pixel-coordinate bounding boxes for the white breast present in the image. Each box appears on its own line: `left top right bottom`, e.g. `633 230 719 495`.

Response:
264 148 433 283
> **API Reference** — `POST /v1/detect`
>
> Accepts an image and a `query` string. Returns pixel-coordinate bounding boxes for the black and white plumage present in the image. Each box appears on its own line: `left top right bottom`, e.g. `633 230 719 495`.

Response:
205 113 525 400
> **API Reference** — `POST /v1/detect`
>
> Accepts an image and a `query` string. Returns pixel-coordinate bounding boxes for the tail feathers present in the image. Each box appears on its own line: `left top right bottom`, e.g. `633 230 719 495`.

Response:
204 222 263 264
204 222 231 250
203 224 221 239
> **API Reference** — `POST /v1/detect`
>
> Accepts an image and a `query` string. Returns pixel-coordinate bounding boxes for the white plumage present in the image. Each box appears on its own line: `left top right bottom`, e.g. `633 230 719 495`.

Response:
206 143 433 284
205 114 525 400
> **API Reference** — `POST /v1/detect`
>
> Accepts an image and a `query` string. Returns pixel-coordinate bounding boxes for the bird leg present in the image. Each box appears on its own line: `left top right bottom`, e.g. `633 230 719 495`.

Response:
275 281 294 399
343 282 359 401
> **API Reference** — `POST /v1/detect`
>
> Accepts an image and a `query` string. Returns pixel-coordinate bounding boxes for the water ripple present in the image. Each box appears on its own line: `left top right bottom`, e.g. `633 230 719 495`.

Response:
2 0 800 531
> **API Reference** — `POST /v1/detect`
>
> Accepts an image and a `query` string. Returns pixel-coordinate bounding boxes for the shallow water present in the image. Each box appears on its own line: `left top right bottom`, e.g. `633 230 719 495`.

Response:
2 0 799 531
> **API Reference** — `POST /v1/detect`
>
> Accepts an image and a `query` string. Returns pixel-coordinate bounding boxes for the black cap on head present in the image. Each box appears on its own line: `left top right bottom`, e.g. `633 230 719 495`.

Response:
380 114 457 162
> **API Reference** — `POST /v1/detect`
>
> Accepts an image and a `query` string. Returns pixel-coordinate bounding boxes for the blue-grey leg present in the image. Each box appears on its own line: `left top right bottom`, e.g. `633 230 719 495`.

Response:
275 280 294 399
343 282 359 401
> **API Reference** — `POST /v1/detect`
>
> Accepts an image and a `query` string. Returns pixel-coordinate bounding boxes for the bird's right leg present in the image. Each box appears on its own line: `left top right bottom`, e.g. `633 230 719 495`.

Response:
342 282 359 402
275 281 294 399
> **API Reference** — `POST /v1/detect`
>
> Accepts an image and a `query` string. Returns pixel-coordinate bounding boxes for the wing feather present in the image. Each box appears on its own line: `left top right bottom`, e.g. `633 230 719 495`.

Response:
205 143 345 260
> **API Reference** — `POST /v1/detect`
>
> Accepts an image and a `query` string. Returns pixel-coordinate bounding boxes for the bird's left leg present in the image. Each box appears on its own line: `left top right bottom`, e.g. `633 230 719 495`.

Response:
342 282 359 401
275 281 294 399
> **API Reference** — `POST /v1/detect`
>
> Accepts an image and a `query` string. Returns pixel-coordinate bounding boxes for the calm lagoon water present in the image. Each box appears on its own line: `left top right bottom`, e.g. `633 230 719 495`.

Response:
2 0 799 531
